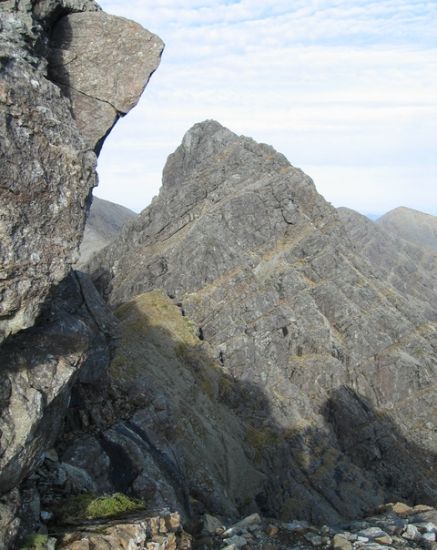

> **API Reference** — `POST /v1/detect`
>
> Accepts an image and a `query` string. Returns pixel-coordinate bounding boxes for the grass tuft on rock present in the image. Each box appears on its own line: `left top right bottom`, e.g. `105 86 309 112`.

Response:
19 534 49 550
58 492 145 523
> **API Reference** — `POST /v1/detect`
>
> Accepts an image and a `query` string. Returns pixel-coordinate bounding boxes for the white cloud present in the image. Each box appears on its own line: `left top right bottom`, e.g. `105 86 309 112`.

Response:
96 0 437 216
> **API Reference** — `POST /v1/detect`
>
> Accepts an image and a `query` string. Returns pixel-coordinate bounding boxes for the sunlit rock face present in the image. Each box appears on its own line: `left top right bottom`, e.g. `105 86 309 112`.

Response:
0 0 163 344
89 120 437 522
49 10 163 152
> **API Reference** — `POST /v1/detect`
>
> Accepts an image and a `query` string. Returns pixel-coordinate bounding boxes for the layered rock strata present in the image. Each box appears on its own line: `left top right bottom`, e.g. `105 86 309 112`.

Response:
88 121 437 523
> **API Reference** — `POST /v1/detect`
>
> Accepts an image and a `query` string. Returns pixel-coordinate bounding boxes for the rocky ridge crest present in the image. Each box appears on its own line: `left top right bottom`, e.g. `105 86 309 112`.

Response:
377 207 437 253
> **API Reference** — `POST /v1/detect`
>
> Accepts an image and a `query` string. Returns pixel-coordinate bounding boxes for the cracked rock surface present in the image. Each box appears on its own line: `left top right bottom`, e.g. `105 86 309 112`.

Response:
0 2 162 546
49 11 164 151
0 0 162 343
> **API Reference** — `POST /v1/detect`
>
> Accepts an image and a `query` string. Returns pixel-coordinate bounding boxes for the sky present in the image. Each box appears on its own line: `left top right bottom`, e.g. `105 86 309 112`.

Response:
96 0 437 217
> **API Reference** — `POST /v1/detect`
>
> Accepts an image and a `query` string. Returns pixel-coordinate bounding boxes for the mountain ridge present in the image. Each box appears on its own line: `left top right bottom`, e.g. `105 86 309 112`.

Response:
85 120 437 523
377 206 437 252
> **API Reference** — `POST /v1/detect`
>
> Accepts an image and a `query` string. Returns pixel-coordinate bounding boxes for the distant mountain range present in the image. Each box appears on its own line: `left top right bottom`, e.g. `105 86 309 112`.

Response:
77 196 137 266
377 206 437 252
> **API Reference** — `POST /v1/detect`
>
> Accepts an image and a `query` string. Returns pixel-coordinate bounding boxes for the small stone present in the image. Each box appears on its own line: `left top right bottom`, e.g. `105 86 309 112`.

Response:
283 520 310 532
202 513 223 535
356 545 391 550
356 536 369 542
358 527 387 539
374 535 393 545
222 534 247 548
332 534 353 550
403 524 420 540
304 532 323 546
417 522 437 533
423 533 437 542
391 502 413 516
265 524 278 537
233 513 261 530
414 505 434 513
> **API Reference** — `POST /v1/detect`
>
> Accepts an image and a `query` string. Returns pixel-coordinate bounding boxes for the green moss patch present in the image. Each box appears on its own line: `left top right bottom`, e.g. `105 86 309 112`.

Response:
58 492 145 523
19 534 49 550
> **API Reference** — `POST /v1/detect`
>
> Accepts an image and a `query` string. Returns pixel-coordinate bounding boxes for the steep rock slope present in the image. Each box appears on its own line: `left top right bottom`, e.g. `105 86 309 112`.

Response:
377 206 437 252
0 2 163 546
88 121 437 522
47 291 264 526
338 208 437 322
77 196 137 265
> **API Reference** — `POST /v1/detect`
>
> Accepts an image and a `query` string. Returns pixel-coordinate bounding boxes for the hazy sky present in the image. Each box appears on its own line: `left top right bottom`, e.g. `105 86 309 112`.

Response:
96 0 437 217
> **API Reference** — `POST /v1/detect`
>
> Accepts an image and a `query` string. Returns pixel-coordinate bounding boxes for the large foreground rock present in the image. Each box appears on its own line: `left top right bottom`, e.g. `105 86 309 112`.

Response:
49 11 163 152
88 121 437 522
0 2 162 546
0 0 162 344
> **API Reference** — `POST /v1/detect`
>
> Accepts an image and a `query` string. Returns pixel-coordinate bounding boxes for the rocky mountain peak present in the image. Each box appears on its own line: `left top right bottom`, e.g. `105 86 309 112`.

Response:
162 120 293 194
377 206 437 252
85 121 437 524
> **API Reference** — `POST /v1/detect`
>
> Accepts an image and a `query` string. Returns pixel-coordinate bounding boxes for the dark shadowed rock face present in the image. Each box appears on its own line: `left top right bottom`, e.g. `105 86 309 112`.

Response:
77 196 137 266
0 0 162 344
377 206 437 253
88 121 437 522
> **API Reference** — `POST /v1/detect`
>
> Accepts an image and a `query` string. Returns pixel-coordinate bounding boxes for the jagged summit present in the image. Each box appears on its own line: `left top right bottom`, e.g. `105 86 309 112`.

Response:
162 119 292 194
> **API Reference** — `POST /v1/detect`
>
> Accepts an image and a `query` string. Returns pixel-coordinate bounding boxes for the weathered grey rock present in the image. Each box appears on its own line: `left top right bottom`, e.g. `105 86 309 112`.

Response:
49 11 164 151
55 510 191 550
0 272 117 497
403 524 420 540
338 207 437 322
77 196 137 266
0 3 162 545
0 0 162 343
377 206 437 252
202 514 224 535
0 489 20 550
88 120 437 522
332 534 353 550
